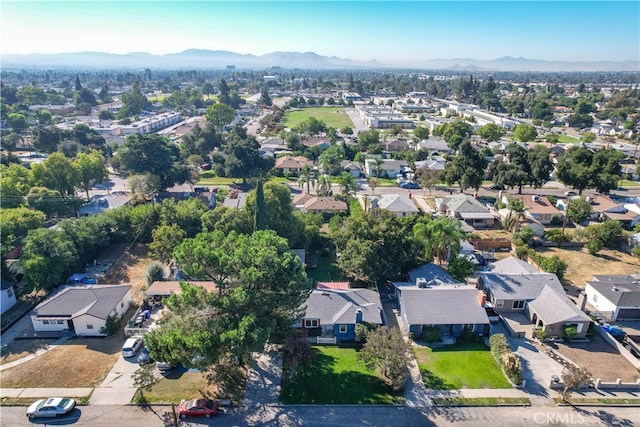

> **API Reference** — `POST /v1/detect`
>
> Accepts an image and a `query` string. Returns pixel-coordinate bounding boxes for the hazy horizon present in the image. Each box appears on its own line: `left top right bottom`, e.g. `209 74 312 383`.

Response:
2 1 639 64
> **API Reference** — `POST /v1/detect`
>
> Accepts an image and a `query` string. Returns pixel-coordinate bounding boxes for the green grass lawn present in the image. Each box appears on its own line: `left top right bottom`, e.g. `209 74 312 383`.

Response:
306 252 345 283
619 179 640 187
283 107 354 129
280 345 403 404
413 341 511 390
558 134 581 143
140 372 215 404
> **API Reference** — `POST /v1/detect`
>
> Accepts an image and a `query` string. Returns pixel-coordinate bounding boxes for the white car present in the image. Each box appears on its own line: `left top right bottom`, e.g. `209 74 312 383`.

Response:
122 335 144 358
26 397 76 419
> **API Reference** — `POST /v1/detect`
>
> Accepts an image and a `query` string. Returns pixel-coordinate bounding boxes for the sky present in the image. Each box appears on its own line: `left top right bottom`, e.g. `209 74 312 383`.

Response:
1 1 639 63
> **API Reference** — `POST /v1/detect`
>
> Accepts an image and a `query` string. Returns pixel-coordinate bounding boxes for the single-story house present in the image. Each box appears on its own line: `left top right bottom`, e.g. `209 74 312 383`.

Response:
393 265 490 339
363 158 408 178
383 139 411 152
76 191 131 218
296 289 384 342
435 193 495 229
1 279 17 315
340 160 363 178
274 155 313 175
293 193 348 215
358 194 420 217
502 194 563 225
585 274 640 321
302 137 331 150
31 285 131 336
480 262 590 339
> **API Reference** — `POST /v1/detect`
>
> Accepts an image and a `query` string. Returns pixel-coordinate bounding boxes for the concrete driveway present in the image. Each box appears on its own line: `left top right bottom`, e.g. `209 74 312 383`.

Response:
89 354 139 405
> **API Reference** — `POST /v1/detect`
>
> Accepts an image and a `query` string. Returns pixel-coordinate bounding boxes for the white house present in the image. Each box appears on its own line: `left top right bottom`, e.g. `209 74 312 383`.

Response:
31 285 131 336
585 275 640 321
1 279 17 315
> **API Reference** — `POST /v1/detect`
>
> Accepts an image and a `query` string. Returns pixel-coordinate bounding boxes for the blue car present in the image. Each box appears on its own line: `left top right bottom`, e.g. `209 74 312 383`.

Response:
400 181 420 189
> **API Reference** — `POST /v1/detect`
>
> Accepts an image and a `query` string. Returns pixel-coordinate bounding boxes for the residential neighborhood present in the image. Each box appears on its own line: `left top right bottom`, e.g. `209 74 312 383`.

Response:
1 2 640 425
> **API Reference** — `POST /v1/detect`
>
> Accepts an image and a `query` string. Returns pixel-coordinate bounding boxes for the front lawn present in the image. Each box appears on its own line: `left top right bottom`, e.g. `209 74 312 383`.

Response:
414 341 511 390
283 107 353 129
280 345 403 404
140 371 218 404
558 134 580 143
306 252 345 283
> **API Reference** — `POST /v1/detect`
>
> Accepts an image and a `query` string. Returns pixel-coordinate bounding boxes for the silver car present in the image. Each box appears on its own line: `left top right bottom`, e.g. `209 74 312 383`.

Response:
26 397 76 419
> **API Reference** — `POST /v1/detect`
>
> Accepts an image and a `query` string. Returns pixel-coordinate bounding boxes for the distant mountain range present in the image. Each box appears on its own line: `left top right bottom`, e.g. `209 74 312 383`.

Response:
1 50 638 72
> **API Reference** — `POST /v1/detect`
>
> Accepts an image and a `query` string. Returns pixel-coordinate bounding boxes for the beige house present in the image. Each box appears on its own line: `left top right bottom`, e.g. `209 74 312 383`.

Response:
503 194 563 225
293 194 348 215
274 155 313 175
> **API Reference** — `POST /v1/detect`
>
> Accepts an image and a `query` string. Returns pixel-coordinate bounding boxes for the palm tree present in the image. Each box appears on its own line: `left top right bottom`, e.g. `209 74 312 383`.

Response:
316 174 332 197
368 177 379 195
297 164 314 194
338 172 357 199
413 216 465 265
373 158 385 178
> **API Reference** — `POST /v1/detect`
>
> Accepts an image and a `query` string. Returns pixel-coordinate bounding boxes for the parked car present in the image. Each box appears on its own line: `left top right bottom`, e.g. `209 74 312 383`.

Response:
400 181 420 189
122 335 144 358
26 397 76 419
137 345 154 365
176 398 219 419
564 191 577 196
156 360 178 372
490 184 505 190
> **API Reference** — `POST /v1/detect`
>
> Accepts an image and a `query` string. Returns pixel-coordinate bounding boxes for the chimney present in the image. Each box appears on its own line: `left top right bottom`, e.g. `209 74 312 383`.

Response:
355 309 363 324
577 291 587 311
477 290 486 307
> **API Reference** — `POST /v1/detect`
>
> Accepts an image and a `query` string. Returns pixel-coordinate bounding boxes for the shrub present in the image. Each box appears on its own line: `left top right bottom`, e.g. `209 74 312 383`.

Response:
633 246 640 258
540 255 568 281
355 322 376 342
99 315 120 336
534 328 546 341
146 261 164 286
489 333 510 359
421 326 442 343
501 352 523 384
564 326 578 339
585 239 603 255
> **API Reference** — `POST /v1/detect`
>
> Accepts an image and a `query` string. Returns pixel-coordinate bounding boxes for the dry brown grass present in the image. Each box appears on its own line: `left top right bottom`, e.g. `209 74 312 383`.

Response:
0 339 56 365
0 334 126 388
99 243 154 303
535 246 640 288
551 333 640 382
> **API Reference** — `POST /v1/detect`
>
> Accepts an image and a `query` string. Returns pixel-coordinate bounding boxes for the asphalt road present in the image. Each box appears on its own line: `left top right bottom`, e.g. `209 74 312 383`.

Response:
2 404 639 427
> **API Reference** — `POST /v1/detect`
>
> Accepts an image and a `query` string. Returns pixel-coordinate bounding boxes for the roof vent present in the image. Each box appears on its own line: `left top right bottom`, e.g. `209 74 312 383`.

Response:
416 278 428 288
612 286 619 291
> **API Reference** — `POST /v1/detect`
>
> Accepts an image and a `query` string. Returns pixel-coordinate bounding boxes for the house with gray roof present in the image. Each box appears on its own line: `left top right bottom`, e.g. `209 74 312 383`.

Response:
76 191 131 218
435 193 495 229
480 271 590 338
482 256 539 275
296 289 384 342
393 265 490 340
31 284 132 336
1 279 17 315
357 194 419 217
585 274 640 321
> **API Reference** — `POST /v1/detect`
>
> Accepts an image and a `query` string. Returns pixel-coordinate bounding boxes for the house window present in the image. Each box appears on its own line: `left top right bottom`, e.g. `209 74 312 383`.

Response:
304 319 319 328
57 320 64 325
6 289 13 298
495 300 504 308
513 300 525 309
593 294 598 303
42 320 50 325
87 324 94 329
339 325 347 333
463 324 474 330
121 301 125 308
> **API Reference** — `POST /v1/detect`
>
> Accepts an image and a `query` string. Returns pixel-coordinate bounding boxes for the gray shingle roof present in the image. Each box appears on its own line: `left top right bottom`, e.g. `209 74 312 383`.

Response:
586 280 640 307
407 263 463 286
303 289 383 325
399 287 489 325
438 193 490 214
527 286 590 324
484 256 540 275
482 273 563 300
34 285 131 320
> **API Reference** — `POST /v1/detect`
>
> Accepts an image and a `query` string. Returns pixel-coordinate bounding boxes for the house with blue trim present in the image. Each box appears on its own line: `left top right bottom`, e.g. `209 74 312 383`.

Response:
296 288 384 342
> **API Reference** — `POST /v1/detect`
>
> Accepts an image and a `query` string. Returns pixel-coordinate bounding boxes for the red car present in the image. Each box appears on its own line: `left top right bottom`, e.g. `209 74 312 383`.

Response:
177 398 219 419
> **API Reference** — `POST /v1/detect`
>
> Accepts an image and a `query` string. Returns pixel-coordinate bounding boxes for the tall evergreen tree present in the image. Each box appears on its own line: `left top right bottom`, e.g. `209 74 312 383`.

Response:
254 177 267 231
75 75 82 91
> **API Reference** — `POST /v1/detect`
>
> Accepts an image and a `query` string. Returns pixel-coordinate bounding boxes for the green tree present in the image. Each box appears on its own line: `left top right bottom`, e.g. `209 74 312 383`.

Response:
116 134 186 190
413 126 430 141
476 123 506 142
443 141 487 191
117 81 149 119
29 152 80 197
22 228 79 290
582 131 597 143
413 216 465 265
358 327 410 392
217 78 231 106
338 171 357 199
433 120 473 150
415 168 442 196
7 113 28 133
149 224 186 264
147 231 311 369
205 103 236 131
527 144 554 189
512 124 537 142
560 366 592 402
297 164 315 194
567 197 592 225
254 178 267 231
224 132 274 184
127 174 161 202
259 86 272 107
146 261 165 286
447 255 475 281
73 150 107 200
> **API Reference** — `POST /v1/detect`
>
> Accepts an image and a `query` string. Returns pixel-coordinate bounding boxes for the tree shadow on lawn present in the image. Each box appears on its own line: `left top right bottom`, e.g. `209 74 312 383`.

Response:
421 370 456 390
280 347 401 404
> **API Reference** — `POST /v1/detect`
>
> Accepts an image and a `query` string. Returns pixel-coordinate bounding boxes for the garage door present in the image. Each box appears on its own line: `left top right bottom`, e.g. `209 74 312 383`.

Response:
617 309 640 320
